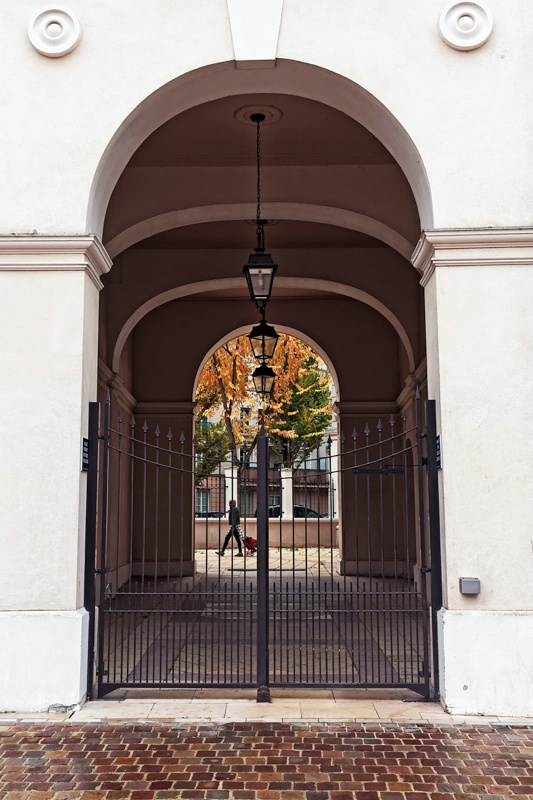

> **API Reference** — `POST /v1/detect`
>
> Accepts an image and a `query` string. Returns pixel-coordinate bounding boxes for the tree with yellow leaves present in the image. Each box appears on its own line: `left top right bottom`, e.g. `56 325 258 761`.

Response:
264 336 332 466
195 334 332 470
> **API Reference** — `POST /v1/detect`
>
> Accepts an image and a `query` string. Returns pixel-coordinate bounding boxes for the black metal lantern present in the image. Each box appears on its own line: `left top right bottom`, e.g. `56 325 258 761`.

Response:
248 318 279 362
243 256 278 310
243 112 278 312
252 363 276 397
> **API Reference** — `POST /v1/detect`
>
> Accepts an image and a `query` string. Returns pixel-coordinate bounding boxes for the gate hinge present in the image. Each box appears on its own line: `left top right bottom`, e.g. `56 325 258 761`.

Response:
95 568 106 575
421 566 431 574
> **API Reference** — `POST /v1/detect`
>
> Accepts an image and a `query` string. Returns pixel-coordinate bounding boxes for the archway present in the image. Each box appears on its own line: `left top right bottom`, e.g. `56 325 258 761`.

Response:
93 59 434 697
87 60 433 239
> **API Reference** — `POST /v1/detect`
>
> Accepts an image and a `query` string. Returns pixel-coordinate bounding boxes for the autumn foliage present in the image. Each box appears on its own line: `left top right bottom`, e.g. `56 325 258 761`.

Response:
195 334 332 471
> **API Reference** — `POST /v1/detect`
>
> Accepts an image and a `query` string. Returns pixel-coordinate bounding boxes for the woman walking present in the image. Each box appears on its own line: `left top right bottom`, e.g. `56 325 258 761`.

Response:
216 499 244 556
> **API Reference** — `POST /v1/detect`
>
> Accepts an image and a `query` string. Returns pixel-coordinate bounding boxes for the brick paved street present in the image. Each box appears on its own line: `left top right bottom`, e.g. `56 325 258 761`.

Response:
1 721 533 800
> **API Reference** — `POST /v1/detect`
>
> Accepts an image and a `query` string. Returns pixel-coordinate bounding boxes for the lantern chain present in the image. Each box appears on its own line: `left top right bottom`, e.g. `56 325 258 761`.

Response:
252 113 266 250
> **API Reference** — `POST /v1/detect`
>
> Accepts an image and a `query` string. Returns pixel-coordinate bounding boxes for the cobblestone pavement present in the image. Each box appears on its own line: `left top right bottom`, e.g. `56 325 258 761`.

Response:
1 721 533 799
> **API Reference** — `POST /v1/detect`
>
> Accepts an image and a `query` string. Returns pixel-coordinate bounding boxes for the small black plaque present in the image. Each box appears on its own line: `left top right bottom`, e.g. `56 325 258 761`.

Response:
82 437 90 472
353 467 404 475
436 435 442 470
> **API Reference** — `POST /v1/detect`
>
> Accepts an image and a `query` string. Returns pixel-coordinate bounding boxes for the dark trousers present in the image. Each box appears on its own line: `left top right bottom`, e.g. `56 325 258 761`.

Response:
221 526 242 553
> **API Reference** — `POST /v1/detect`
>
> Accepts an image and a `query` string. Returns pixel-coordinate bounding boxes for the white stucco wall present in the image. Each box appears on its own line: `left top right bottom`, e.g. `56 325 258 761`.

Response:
278 0 533 229
0 610 89 712
0 243 106 611
1 1 532 235
439 609 533 716
419 234 533 612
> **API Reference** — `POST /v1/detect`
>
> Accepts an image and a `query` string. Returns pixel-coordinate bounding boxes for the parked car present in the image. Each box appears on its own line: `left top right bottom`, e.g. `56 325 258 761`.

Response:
255 505 327 518
195 511 225 518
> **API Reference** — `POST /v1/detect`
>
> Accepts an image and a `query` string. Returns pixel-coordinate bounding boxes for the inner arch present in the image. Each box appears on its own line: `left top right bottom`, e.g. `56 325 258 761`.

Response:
193 324 341 404
105 203 414 262
111 277 416 375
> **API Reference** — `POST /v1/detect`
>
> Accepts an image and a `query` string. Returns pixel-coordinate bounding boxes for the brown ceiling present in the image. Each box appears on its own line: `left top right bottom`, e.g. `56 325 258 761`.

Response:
129 93 395 168
106 92 418 255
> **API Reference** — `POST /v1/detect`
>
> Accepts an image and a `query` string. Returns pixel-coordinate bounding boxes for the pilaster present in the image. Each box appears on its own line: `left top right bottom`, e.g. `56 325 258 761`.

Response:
0 234 111 711
414 227 533 716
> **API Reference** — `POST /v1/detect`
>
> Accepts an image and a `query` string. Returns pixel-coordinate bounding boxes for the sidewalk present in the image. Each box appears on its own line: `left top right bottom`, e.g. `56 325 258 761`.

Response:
2 688 533 726
1 714 533 799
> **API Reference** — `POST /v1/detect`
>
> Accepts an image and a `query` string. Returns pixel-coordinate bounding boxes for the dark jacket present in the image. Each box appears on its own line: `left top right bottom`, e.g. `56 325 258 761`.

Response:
228 506 240 527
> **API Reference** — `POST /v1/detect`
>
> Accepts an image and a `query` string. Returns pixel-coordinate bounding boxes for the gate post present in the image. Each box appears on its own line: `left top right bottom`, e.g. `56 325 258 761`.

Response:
256 425 270 702
84 402 100 700
96 390 111 698
415 389 431 697
426 399 443 698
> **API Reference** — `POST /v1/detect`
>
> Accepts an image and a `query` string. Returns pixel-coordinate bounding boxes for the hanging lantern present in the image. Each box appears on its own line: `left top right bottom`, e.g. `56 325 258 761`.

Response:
252 363 275 397
243 259 278 309
248 318 279 361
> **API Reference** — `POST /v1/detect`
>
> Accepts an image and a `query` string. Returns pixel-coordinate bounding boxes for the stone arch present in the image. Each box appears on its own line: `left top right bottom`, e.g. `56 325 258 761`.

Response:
111 277 416 377
105 203 414 261
88 59 433 239
192 324 341 404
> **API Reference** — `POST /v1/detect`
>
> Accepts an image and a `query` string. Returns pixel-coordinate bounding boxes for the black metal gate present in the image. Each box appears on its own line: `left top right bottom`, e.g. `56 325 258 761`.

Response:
85 392 441 699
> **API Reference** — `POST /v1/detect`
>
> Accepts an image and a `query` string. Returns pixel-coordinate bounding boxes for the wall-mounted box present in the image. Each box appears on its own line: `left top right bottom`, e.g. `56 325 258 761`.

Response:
460 577 480 595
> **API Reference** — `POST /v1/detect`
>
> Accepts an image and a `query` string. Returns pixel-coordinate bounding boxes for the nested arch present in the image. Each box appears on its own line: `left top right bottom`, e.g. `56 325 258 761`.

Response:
112 277 416 378
105 203 414 261
193 324 341 404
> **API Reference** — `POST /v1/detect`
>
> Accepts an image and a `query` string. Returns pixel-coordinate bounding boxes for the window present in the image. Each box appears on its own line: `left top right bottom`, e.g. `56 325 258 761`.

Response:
195 489 208 515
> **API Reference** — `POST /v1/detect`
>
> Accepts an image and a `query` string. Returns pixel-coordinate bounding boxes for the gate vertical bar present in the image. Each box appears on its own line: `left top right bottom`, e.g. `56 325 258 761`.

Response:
426 400 443 698
84 401 99 700
96 390 111 698
256 425 270 702
415 388 431 697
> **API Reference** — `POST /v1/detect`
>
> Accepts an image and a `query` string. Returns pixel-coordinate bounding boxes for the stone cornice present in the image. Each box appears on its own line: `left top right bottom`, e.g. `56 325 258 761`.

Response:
98 361 136 411
0 235 112 290
395 359 427 410
413 228 533 287
334 401 400 416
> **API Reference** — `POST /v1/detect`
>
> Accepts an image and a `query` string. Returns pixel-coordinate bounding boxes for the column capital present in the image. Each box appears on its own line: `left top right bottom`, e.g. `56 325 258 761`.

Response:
0 234 112 289
413 227 533 287
98 361 137 412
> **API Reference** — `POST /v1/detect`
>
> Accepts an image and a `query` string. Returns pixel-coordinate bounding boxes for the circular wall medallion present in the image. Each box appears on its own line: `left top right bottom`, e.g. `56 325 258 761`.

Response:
439 1 493 50
234 105 283 125
28 7 81 57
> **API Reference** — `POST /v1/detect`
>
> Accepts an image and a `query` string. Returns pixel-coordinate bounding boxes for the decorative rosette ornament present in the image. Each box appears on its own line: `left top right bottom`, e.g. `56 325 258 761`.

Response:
28 7 81 57
439 1 493 50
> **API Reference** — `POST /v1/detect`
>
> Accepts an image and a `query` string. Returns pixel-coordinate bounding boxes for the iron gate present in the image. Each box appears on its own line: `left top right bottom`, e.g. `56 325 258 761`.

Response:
85 392 441 699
